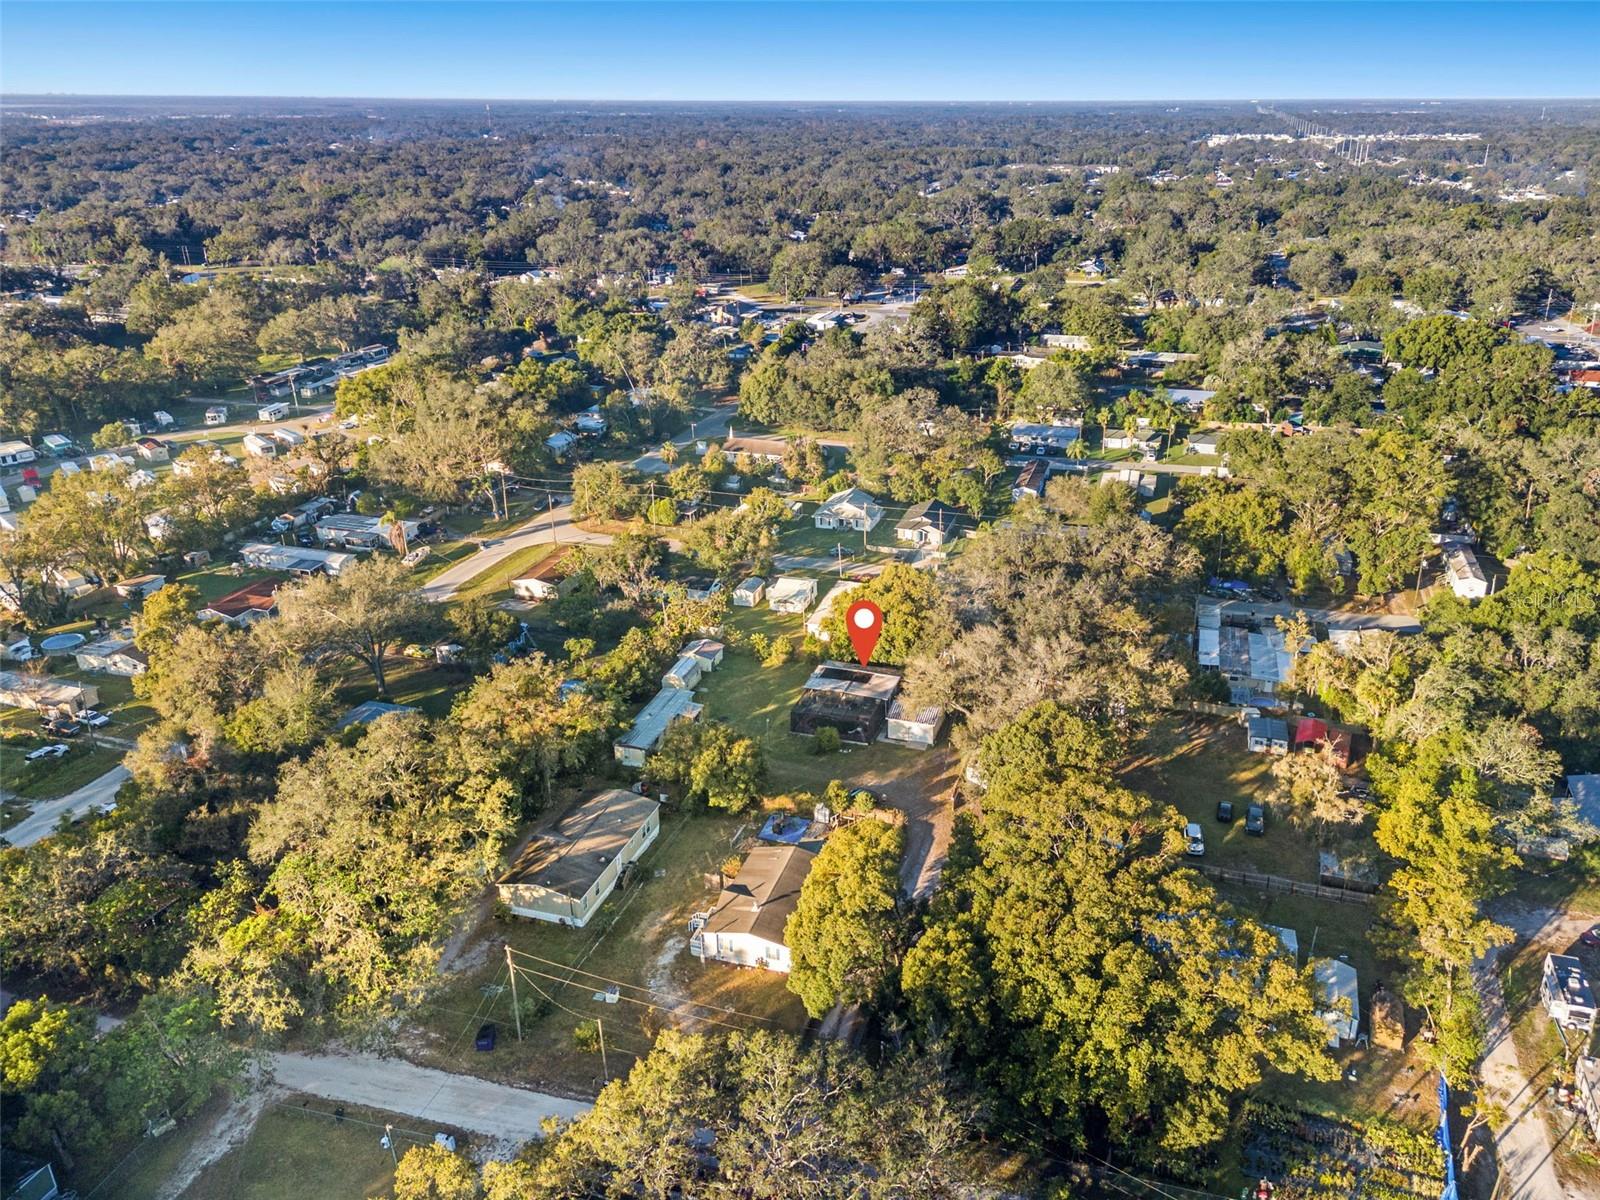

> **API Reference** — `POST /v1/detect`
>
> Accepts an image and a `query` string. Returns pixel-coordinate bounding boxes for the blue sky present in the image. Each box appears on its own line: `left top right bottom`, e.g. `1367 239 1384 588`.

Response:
1 2 1593 101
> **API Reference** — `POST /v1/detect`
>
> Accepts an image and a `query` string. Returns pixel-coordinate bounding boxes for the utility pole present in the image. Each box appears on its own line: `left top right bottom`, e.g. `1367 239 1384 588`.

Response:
499 470 509 521
597 1017 609 1084
383 1124 398 1167
547 489 560 544
506 945 523 1042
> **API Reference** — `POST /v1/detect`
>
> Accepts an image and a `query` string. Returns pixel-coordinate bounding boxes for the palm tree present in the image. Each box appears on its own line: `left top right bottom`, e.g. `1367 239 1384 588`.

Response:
1066 437 1089 461
660 441 679 467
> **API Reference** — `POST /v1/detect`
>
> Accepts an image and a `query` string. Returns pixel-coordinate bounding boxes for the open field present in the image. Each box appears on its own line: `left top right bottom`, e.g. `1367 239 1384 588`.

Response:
115 1097 461 1200
402 801 808 1097
1123 715 1335 880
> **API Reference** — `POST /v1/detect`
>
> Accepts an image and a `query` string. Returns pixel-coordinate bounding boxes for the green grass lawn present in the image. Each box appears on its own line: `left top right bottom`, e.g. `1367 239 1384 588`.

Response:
116 1097 457 1200
1121 715 1336 879
2 741 124 800
174 563 293 604
405 802 808 1097
330 657 472 721
704 606 925 797
449 542 557 605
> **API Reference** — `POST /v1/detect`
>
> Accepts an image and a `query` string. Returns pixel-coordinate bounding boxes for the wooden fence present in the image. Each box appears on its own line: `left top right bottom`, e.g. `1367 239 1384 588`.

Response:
1197 863 1374 905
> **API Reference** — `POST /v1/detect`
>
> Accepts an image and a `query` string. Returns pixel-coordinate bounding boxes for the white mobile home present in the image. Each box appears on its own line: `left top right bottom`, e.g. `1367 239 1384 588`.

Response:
497 790 661 928
613 686 702 767
733 576 766 607
805 580 861 641
767 575 817 614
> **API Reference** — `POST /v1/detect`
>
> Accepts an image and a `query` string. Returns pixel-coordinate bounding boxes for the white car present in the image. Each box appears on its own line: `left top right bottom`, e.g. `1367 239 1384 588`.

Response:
80 710 111 728
1542 325 1561 333
1184 822 1206 857
26 743 69 761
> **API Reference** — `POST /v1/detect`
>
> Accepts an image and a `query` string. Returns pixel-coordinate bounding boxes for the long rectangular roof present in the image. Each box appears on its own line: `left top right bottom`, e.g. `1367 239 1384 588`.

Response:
499 790 660 898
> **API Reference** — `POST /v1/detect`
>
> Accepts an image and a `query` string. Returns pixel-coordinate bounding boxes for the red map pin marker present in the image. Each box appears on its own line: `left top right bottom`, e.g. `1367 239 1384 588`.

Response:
844 599 884 665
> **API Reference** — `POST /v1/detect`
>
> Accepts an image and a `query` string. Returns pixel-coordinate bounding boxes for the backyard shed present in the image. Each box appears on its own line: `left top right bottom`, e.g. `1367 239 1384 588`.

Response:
733 576 765 607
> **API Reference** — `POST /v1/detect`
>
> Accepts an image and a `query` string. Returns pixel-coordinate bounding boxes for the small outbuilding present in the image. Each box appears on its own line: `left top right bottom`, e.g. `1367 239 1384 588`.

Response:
335 700 419 730
733 576 766 607
1246 715 1290 755
885 696 946 749
767 575 818 614
1312 958 1360 1047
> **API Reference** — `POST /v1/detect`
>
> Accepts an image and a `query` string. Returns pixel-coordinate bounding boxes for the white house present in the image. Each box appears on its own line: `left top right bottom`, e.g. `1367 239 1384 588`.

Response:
893 499 974 549
271 427 305 449
546 431 578 456
691 844 816 972
0 440 37 469
1009 420 1081 455
509 547 576 601
733 576 766 607
1444 547 1489 600
72 636 148 677
1187 432 1221 456
1041 333 1092 352
813 488 883 532
111 574 166 600
497 791 661 928
767 575 818 614
1312 958 1360 1047
806 580 861 640
134 437 170 462
614 686 702 767
240 541 357 576
1013 460 1050 500
205 406 228 425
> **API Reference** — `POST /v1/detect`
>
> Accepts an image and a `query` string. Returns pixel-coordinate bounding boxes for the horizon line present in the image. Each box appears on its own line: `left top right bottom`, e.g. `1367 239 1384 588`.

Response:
6 92 1599 105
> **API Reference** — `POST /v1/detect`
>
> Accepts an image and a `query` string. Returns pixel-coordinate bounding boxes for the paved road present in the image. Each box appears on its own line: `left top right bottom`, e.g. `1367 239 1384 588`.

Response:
268 1051 591 1145
1 764 129 848
420 504 613 603
629 407 735 475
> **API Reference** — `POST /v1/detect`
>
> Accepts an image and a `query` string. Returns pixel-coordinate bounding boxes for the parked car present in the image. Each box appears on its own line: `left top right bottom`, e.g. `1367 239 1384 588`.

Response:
26 743 69 761
80 710 111 728
1581 927 1600 949
474 1022 497 1052
1245 804 1266 836
1184 822 1205 856
1216 801 1235 823
45 719 83 738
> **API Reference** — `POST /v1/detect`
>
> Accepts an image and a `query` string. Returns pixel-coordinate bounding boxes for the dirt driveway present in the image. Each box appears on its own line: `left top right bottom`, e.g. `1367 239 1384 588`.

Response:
852 745 958 899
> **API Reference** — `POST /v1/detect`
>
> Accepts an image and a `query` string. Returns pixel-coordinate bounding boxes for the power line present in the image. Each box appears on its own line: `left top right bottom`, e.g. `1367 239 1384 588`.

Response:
503 957 770 1038
506 945 782 1027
